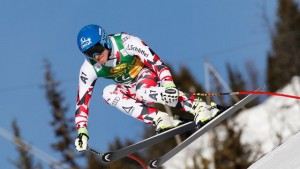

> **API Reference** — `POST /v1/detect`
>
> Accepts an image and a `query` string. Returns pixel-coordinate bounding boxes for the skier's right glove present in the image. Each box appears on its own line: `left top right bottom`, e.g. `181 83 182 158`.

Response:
75 128 89 152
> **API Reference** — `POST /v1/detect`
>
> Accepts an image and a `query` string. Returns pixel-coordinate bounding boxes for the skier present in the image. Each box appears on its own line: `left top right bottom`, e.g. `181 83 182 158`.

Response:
74 24 221 152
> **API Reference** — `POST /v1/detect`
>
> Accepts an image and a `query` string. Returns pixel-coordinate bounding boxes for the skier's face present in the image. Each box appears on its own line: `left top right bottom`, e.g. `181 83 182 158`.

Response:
93 48 109 64
83 42 109 64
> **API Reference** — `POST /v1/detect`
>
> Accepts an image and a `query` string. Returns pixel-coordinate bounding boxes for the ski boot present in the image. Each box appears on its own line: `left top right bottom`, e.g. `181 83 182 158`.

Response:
152 111 182 134
191 99 226 128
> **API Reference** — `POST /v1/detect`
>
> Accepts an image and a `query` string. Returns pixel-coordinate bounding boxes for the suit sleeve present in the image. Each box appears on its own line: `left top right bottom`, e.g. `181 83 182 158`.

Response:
75 59 98 129
123 34 174 86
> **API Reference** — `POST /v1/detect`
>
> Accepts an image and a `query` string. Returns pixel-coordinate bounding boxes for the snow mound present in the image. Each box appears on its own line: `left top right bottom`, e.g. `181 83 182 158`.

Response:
236 76 300 153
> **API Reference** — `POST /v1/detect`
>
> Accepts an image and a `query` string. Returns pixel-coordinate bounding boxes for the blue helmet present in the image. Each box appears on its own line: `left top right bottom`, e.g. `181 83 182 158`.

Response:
77 24 112 53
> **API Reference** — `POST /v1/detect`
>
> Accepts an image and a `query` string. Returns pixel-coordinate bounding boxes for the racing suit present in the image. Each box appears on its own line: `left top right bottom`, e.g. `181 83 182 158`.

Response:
75 33 194 130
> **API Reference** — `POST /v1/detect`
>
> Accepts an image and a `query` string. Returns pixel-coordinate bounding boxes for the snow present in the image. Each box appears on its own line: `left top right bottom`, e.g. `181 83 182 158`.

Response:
248 132 300 169
164 76 300 169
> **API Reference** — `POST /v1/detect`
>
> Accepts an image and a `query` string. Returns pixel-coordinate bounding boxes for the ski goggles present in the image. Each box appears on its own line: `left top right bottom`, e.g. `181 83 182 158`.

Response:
83 42 105 59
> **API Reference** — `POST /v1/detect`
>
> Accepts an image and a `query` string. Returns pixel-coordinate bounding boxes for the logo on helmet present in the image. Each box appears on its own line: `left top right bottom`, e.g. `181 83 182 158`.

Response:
80 37 92 49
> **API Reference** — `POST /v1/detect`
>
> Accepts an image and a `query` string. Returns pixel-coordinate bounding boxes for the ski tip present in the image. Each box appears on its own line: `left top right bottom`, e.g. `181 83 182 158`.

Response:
257 85 265 91
149 159 159 168
102 152 112 162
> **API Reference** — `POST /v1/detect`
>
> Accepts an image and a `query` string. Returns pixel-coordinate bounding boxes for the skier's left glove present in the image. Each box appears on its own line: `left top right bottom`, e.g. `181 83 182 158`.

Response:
75 128 89 152
161 82 178 106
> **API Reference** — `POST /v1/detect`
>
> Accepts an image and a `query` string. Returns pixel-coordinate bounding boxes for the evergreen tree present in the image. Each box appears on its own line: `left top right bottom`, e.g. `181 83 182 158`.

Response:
172 66 203 93
209 63 261 169
245 60 259 91
43 59 80 169
267 0 300 91
227 63 246 104
11 119 43 169
212 125 255 169
86 153 106 169
226 63 259 107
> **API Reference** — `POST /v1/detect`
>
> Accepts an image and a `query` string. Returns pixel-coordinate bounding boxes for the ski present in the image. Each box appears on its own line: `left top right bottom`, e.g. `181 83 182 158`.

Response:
148 86 263 168
101 120 197 162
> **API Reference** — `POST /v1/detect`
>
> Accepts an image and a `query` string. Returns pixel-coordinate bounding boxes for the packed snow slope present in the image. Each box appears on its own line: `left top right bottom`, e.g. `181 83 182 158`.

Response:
164 76 300 169
248 131 300 169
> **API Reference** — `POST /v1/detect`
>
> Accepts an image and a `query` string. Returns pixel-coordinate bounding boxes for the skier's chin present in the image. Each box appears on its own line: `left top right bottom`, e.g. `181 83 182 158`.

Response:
98 58 106 64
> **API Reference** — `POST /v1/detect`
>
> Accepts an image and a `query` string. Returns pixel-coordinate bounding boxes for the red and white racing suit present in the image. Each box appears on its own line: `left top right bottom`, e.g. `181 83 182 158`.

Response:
75 33 194 129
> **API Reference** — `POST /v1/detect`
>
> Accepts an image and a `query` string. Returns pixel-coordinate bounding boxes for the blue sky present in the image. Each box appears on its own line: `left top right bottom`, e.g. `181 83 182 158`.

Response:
0 0 277 168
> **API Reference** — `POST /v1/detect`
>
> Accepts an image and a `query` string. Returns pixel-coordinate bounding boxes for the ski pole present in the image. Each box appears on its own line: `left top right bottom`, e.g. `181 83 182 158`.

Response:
191 91 300 100
191 91 239 97
87 147 104 156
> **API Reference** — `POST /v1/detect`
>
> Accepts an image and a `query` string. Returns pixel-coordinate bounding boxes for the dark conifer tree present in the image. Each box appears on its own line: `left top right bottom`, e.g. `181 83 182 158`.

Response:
267 0 300 91
210 62 261 169
43 59 80 169
11 119 43 169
